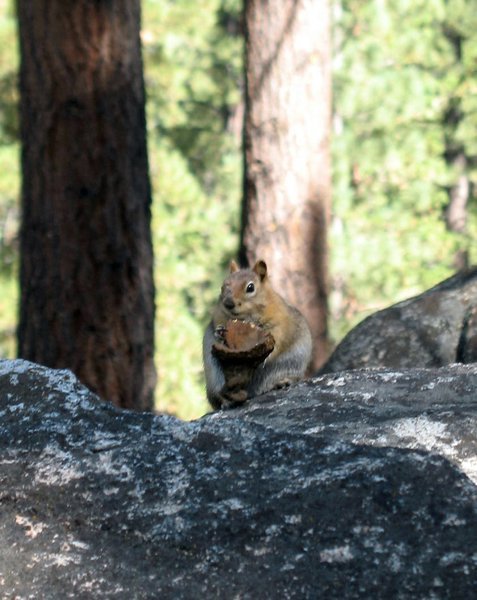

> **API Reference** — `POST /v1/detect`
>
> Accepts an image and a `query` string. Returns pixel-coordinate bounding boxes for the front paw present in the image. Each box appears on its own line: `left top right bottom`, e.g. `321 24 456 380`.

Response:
220 388 248 409
214 325 227 343
273 377 299 390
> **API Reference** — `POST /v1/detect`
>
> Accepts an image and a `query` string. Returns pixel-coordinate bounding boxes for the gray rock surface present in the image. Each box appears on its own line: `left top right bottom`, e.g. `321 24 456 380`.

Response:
1 359 477 598
320 267 477 373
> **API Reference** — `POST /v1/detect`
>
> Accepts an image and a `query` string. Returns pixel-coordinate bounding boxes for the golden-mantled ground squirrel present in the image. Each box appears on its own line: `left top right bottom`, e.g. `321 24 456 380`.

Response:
203 260 312 409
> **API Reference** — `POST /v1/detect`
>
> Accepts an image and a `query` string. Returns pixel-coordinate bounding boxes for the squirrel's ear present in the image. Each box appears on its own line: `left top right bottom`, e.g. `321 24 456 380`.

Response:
253 260 267 281
229 260 240 273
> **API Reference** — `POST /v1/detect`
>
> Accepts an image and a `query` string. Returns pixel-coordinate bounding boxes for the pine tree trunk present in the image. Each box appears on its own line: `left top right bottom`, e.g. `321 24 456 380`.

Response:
240 0 332 370
442 31 470 270
17 1 156 410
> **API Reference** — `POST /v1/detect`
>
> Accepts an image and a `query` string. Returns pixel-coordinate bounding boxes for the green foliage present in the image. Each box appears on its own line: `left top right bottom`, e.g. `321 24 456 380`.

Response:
150 140 239 418
143 0 242 418
0 1 19 357
331 0 477 342
0 1 18 144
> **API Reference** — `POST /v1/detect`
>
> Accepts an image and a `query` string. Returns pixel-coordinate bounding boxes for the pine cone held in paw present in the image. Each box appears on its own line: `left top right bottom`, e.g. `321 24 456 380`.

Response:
212 320 275 403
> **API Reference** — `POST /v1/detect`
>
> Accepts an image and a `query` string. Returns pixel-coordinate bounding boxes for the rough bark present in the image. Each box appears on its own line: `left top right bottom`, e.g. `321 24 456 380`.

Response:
240 0 332 370
442 29 470 269
444 100 469 240
445 153 470 235
16 0 156 410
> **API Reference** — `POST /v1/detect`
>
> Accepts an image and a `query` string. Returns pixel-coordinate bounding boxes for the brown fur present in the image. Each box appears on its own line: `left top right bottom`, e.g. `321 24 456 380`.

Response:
203 260 313 409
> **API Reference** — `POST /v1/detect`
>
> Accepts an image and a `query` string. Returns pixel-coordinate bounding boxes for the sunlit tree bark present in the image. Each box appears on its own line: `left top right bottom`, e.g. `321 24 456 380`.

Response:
240 0 332 369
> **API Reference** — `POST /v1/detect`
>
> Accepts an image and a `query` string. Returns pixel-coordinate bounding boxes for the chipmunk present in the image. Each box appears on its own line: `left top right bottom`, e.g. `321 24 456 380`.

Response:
203 260 313 409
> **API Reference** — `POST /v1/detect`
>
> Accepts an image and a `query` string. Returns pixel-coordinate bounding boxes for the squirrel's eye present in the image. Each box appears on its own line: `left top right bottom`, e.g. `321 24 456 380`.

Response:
246 282 255 294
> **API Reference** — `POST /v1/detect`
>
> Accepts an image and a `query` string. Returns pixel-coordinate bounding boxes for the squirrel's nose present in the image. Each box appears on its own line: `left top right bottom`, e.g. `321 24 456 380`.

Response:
223 297 235 310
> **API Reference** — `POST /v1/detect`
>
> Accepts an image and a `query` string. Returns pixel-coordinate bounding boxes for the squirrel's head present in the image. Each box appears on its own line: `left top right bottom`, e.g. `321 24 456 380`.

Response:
219 260 269 320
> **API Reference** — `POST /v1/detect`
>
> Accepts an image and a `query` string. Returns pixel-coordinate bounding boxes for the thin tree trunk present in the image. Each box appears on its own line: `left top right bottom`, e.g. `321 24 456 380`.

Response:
240 0 332 369
445 151 469 235
17 0 156 410
442 29 470 270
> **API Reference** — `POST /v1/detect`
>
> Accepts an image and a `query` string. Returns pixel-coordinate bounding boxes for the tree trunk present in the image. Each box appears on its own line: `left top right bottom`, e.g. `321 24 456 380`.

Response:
17 0 156 410
442 29 470 270
240 0 332 370
445 152 469 234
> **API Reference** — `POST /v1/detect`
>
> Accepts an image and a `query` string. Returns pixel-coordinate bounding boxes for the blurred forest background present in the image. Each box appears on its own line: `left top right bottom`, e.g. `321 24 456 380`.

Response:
0 0 476 418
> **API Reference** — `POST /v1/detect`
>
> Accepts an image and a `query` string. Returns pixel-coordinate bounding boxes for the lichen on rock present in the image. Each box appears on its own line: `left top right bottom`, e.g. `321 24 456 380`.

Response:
0 359 477 597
